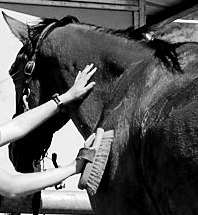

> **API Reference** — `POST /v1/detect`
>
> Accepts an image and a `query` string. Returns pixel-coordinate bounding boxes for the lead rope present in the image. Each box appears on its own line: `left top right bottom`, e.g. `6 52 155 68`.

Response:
40 153 65 190
52 153 66 190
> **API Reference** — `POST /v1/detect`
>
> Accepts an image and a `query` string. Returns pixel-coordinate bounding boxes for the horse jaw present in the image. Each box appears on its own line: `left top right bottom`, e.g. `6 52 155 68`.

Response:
2 12 29 45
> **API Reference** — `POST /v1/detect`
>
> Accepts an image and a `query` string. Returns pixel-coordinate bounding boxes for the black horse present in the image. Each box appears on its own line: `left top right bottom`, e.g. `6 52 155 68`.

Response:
4 12 198 215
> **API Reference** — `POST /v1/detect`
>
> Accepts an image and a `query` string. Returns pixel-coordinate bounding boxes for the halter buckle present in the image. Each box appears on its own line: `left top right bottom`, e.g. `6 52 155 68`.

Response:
25 61 35 76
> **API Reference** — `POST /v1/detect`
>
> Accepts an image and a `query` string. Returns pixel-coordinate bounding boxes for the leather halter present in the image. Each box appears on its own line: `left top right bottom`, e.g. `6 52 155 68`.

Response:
22 22 57 111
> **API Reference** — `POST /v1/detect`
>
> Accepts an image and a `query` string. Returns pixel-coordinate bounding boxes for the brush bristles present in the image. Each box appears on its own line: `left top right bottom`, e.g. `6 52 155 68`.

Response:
78 130 114 196
86 138 112 195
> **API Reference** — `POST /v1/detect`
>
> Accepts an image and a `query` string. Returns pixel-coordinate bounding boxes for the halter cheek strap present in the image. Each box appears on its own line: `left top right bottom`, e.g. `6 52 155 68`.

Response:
25 22 57 78
22 22 57 112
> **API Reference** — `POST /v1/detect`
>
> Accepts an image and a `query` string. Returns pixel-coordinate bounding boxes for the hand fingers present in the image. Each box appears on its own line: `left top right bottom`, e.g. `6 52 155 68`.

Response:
84 133 95 148
75 64 96 83
75 71 81 83
80 66 97 83
83 82 96 93
82 63 94 74
87 67 97 79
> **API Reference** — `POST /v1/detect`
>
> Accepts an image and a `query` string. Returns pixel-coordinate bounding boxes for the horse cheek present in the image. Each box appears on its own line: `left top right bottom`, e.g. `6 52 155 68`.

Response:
28 79 41 108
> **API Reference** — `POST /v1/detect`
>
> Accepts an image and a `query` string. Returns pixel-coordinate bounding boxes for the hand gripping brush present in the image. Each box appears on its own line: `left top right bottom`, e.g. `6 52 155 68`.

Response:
77 128 114 195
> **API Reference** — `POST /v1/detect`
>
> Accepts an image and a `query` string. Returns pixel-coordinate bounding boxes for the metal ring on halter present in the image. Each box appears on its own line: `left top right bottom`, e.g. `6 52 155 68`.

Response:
22 94 30 111
23 87 31 98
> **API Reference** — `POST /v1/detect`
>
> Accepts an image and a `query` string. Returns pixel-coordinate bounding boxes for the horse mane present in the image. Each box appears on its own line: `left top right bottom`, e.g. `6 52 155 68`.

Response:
28 15 79 45
29 15 182 74
123 27 182 73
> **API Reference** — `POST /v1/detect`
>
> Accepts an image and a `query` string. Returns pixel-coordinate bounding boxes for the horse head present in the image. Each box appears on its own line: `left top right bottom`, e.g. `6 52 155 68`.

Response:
3 13 75 172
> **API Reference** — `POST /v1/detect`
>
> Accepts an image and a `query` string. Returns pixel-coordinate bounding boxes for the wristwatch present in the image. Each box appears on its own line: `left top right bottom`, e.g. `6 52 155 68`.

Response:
51 93 64 111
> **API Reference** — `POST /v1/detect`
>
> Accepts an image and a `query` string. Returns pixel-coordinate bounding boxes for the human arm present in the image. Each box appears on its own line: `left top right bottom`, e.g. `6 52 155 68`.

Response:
0 161 79 199
0 133 95 199
0 64 96 146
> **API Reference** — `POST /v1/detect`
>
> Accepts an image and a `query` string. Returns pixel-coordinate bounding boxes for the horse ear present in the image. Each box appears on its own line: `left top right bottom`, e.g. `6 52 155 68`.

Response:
2 11 29 45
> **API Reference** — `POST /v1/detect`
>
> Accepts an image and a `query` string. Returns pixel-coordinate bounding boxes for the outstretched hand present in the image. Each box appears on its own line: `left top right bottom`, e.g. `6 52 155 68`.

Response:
69 64 97 100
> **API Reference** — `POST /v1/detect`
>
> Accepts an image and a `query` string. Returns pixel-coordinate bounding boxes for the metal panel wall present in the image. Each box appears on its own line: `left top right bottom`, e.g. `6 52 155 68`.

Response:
0 0 146 28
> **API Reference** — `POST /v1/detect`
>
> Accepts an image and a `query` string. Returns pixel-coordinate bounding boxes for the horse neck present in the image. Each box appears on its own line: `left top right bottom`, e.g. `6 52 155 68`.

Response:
45 25 153 138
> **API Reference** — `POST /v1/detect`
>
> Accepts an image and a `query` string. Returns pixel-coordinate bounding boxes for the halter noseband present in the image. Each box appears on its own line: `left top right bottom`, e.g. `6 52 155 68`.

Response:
22 22 57 111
